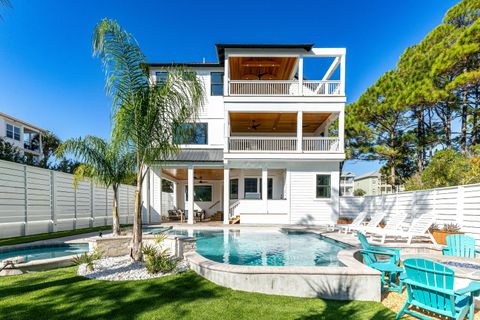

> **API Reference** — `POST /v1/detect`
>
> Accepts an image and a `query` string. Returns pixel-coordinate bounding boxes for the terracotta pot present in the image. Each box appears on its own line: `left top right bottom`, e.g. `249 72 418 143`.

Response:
337 218 353 225
431 230 463 245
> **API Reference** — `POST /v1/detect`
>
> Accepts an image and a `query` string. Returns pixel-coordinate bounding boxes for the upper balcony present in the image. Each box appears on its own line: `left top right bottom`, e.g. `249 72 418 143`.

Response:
222 47 345 98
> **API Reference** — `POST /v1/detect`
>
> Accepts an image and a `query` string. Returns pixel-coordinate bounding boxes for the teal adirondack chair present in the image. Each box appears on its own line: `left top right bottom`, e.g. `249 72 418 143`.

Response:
443 234 480 258
397 258 480 320
357 231 401 264
359 247 404 293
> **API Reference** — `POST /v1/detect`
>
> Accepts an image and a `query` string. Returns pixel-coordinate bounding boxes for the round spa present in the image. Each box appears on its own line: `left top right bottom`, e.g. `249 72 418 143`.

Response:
173 228 381 301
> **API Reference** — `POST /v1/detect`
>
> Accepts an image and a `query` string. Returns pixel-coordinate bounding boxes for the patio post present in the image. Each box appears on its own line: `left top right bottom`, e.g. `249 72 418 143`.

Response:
262 167 268 213
187 166 194 224
223 167 230 224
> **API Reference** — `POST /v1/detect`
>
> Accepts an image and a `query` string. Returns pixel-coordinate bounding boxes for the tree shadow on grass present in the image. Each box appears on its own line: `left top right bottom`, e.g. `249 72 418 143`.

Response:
296 300 398 320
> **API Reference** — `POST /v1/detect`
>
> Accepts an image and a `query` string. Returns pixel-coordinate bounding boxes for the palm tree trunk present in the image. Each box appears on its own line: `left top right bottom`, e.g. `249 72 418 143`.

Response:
131 165 143 261
112 185 120 236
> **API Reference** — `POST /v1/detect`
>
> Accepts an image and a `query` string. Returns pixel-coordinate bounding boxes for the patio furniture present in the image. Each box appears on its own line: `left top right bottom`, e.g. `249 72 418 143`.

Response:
363 213 408 244
351 212 386 233
443 234 480 258
337 212 367 234
359 248 404 293
396 258 480 320
357 231 401 264
370 213 436 244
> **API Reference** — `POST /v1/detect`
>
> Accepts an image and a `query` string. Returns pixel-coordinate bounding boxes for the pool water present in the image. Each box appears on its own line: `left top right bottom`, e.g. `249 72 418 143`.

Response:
168 229 349 267
0 243 90 263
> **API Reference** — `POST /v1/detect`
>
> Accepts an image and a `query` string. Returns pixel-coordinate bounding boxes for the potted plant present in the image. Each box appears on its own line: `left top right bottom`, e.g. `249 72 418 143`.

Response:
337 217 353 225
431 223 463 245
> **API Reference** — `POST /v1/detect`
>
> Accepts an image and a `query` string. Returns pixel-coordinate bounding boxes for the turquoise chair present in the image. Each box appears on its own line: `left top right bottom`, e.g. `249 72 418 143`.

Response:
397 258 480 320
359 248 404 293
357 231 401 264
443 234 480 258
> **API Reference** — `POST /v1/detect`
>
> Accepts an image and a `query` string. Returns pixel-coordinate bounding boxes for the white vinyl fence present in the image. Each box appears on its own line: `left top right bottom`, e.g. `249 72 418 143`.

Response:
0 159 136 239
340 183 480 241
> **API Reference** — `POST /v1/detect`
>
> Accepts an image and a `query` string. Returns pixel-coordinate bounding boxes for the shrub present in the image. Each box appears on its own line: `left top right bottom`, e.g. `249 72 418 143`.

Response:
353 188 366 196
442 223 461 233
143 248 178 274
73 248 102 271
429 222 440 232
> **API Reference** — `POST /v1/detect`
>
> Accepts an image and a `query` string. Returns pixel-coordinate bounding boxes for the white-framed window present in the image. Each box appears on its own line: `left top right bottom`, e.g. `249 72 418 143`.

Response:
185 185 213 202
229 178 238 199
316 174 331 198
211 72 224 96
6 123 21 141
244 177 273 199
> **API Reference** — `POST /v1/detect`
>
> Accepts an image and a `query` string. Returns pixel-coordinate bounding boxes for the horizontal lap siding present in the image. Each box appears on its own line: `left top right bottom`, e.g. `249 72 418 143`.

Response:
340 183 480 241
0 160 136 238
289 165 339 225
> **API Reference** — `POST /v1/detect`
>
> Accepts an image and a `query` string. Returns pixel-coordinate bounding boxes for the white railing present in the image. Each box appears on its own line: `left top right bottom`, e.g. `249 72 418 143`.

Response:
302 81 341 96
302 137 340 152
228 80 342 96
229 200 240 218
228 137 297 152
229 80 298 96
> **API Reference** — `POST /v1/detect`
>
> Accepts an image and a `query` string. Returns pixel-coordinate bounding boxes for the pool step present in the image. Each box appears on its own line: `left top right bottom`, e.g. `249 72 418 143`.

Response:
229 215 240 224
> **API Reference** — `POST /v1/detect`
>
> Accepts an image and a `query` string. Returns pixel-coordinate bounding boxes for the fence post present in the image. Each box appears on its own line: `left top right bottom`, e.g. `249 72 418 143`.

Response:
23 165 28 236
51 171 57 232
90 183 94 228
105 188 108 226
411 191 417 221
457 186 464 229
74 182 77 230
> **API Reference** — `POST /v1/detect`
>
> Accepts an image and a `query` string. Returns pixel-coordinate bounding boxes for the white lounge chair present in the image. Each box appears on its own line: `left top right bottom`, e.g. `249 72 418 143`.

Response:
350 212 386 233
364 213 408 243
371 214 437 244
337 212 367 234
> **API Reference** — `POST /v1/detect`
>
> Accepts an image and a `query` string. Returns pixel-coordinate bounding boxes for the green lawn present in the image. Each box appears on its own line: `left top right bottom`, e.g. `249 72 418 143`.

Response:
0 267 397 320
0 226 127 247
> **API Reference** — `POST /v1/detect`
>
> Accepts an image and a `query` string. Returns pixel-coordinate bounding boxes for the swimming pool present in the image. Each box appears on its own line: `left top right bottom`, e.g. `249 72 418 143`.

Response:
169 229 349 267
0 243 90 263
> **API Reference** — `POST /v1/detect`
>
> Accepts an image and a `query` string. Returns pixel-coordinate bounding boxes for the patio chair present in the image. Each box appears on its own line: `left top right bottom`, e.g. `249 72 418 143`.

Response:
396 258 480 320
443 234 480 258
337 211 367 234
370 213 436 244
350 212 386 233
363 213 408 244
356 231 401 264
359 248 404 293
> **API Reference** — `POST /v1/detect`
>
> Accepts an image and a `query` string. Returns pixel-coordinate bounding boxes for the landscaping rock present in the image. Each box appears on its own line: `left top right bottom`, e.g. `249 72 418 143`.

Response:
77 255 189 281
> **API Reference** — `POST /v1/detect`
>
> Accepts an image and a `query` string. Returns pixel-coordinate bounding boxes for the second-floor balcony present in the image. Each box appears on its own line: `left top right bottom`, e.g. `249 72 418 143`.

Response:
228 80 341 96
228 136 340 152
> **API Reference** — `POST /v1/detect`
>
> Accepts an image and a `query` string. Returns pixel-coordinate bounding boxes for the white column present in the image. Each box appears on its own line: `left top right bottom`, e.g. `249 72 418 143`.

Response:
224 110 230 153
187 166 194 224
224 53 229 96
298 55 304 96
338 111 345 153
297 111 303 152
262 167 268 213
340 53 346 95
223 167 230 224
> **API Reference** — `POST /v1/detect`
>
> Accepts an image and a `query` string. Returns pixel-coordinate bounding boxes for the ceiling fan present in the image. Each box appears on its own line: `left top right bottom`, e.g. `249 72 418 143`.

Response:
248 120 262 130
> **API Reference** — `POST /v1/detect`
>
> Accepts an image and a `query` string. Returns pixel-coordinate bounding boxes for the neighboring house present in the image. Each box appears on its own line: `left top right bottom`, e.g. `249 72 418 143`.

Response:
142 44 346 225
354 170 392 196
340 171 355 196
0 112 46 162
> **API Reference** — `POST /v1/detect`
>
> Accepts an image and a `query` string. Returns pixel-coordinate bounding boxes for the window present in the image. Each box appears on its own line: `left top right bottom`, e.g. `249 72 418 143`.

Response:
244 178 259 199
174 123 208 145
229 179 238 199
185 185 212 202
6 124 20 141
155 72 168 87
162 179 174 193
211 72 224 96
316 174 331 198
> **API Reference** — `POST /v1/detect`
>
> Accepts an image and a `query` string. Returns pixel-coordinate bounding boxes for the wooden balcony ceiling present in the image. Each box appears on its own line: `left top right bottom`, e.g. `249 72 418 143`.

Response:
229 57 297 80
162 168 224 181
230 112 330 133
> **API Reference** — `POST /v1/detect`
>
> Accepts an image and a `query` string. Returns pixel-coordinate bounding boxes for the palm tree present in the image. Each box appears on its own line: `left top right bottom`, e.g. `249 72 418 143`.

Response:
92 19 204 260
57 136 135 236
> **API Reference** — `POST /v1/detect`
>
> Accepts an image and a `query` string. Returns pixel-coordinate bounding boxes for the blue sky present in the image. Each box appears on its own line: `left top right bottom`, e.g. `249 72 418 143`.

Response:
0 0 459 175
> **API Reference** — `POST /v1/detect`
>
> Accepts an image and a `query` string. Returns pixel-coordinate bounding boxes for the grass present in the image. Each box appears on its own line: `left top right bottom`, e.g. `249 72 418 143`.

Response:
0 267 397 320
0 226 123 247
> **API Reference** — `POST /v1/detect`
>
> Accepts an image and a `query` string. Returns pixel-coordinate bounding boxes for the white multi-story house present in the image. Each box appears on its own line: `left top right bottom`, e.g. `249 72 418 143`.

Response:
142 44 346 225
340 171 355 196
354 170 393 196
0 112 46 162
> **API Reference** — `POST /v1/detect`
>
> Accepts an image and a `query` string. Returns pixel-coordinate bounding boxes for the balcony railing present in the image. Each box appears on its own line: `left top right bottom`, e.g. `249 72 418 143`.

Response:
228 80 342 96
228 137 341 152
229 137 297 152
